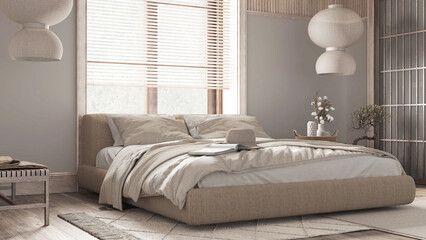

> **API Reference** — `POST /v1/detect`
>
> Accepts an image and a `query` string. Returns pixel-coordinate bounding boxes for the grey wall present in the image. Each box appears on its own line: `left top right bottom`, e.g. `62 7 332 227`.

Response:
0 10 365 173
0 6 76 172
247 14 367 144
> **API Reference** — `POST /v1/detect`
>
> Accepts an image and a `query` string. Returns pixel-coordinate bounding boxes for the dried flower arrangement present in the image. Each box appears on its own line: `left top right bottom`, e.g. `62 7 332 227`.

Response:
351 104 389 145
311 91 335 124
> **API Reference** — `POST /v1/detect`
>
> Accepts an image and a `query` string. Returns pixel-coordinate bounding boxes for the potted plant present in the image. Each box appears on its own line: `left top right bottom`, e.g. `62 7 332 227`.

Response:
351 104 389 145
311 92 335 136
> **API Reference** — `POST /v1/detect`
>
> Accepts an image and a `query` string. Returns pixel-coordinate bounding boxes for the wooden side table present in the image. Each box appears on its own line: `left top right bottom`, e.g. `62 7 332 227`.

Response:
0 169 50 226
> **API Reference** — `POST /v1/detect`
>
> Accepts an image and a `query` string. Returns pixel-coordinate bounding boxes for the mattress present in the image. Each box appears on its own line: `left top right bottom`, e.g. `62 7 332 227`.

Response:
96 146 402 188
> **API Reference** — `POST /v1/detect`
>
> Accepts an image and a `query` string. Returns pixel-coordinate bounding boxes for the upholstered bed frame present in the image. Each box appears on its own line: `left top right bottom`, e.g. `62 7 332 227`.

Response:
77 114 416 225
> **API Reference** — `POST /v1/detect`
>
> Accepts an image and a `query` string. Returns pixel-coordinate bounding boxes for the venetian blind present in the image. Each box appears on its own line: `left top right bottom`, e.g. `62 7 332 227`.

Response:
87 0 233 90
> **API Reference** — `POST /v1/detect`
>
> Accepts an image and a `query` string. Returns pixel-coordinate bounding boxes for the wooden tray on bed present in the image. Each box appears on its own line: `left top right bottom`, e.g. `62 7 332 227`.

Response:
293 130 338 142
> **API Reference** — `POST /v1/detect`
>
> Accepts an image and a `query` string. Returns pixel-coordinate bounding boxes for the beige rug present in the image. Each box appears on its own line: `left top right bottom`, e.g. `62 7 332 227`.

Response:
325 200 426 239
59 207 370 240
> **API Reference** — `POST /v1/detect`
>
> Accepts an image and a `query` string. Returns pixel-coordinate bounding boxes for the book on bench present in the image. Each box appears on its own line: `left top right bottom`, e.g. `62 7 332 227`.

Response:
188 144 258 156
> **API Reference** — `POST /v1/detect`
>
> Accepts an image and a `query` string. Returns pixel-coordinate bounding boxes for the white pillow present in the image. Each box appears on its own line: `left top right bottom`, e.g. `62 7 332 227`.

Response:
105 114 175 146
112 116 192 146
195 116 270 139
184 115 269 139
183 115 219 138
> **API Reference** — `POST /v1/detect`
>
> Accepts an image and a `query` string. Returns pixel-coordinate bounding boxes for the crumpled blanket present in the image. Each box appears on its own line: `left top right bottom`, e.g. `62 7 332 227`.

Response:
99 139 403 210
0 156 47 170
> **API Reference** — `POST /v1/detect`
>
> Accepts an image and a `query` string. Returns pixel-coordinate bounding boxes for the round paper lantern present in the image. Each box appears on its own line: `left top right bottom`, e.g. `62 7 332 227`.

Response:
0 0 73 61
0 0 73 26
308 4 363 76
315 49 356 76
308 4 364 49
9 28 63 61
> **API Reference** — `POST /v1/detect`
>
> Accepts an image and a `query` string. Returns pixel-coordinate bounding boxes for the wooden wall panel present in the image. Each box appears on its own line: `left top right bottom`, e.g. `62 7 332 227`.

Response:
247 0 367 19
376 0 426 184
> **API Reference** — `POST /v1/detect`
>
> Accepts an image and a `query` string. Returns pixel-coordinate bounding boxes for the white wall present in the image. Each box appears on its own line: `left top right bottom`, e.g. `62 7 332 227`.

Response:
247 14 367 144
0 6 76 172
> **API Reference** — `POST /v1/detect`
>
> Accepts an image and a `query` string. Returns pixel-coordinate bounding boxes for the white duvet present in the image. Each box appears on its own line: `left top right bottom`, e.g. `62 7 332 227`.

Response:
96 147 401 188
198 155 402 188
99 139 404 210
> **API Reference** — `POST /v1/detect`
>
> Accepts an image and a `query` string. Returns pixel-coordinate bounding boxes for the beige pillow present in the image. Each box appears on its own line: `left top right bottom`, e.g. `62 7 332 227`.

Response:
106 114 176 146
112 116 192 146
195 116 270 139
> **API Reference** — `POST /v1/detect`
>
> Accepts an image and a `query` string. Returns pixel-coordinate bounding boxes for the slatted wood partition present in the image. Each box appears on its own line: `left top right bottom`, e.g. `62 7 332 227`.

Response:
247 0 367 18
377 0 426 184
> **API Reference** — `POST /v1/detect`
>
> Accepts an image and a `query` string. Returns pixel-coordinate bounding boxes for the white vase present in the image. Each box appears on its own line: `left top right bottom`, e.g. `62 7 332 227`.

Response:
307 121 317 136
316 123 328 136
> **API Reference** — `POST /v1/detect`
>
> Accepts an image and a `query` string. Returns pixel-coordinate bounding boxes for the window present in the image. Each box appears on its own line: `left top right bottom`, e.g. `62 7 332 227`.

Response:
85 0 240 114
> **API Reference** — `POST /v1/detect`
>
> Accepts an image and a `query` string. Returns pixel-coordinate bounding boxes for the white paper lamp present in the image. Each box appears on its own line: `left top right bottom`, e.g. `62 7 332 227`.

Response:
0 0 73 26
315 49 356 76
0 0 73 62
308 4 363 76
308 4 364 49
9 28 63 62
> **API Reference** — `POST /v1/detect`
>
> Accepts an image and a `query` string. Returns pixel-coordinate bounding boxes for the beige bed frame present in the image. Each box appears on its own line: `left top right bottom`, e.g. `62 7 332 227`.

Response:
77 114 416 225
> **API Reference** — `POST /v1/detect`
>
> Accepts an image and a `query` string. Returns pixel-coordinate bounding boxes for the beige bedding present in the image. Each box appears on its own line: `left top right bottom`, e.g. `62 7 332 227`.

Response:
99 138 402 210
194 116 270 139
112 116 192 146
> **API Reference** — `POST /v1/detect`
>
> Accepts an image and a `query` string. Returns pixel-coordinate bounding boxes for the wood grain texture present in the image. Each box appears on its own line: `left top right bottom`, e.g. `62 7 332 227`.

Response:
366 0 377 148
305 230 416 240
239 0 248 115
246 0 367 19
1 190 424 240
0 172 77 196
416 185 426 200
0 193 99 240
76 0 87 177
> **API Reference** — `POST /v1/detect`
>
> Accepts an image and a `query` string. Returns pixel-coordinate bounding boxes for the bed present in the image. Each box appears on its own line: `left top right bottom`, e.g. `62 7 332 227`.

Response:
77 114 416 225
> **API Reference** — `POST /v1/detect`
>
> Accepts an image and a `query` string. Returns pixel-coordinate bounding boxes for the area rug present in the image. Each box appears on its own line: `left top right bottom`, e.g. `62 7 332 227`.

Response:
325 200 426 240
59 207 370 240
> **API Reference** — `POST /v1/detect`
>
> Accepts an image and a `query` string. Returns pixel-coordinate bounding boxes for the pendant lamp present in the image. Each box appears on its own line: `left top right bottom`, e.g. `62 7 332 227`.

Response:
0 0 73 61
308 4 364 76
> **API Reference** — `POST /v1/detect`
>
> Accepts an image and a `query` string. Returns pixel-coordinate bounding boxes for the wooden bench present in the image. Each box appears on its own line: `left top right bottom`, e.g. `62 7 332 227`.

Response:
0 169 50 226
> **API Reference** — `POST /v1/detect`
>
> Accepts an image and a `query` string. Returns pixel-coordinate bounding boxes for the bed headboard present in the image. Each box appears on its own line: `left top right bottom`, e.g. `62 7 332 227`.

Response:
80 114 113 167
80 114 187 167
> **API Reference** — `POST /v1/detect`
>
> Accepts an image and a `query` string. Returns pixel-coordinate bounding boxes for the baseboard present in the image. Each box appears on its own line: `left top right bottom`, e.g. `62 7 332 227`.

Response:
0 172 78 196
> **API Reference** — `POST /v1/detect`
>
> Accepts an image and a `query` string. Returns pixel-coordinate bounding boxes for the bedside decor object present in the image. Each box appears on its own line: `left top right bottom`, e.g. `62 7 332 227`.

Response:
317 123 330 137
308 3 364 75
0 0 73 61
351 105 389 145
307 121 317 136
294 130 338 142
311 92 335 136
